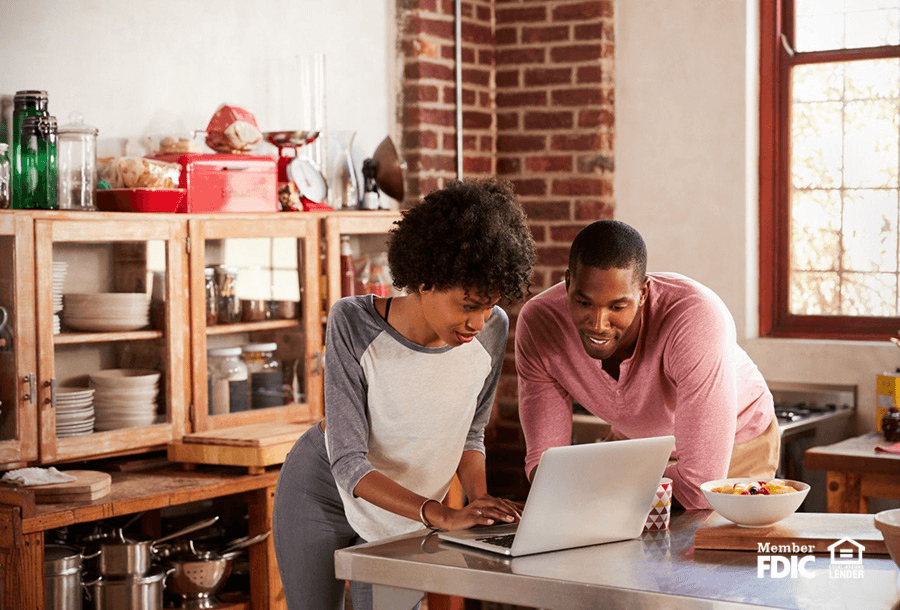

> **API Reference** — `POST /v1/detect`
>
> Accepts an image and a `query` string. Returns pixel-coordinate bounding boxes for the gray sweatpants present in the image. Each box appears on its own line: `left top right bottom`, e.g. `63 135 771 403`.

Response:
273 423 374 610
273 423 424 610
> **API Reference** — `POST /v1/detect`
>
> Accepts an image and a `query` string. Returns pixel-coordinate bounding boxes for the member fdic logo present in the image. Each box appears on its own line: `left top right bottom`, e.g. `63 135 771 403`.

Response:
756 539 865 579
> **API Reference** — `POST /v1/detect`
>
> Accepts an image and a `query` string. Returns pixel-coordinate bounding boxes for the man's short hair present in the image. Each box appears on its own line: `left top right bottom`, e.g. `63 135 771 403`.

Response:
568 220 647 284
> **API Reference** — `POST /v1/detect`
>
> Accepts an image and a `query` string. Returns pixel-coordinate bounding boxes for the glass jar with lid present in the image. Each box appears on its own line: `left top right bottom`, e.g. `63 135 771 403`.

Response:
11 90 48 209
207 346 249 415
241 343 283 410
57 111 99 210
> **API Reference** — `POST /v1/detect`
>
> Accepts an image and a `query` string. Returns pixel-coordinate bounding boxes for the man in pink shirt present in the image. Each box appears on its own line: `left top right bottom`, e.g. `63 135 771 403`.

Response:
515 220 779 510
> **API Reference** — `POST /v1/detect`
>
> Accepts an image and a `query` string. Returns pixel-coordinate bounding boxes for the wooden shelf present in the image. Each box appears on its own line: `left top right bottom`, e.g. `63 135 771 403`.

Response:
207 319 300 335
54 329 163 344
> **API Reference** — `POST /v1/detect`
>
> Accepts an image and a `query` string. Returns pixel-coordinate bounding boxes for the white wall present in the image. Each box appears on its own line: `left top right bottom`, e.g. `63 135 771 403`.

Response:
615 0 896 432
0 0 396 162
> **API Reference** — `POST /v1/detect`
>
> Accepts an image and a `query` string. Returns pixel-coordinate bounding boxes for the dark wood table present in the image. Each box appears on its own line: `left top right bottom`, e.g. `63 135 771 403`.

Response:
805 432 900 513
0 464 283 610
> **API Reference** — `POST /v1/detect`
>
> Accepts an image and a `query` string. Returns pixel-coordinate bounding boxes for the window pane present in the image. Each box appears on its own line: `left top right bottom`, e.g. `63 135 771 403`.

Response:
791 189 841 271
791 99 843 189
795 0 900 52
790 271 841 314
789 57 900 319
842 189 898 272
841 272 898 315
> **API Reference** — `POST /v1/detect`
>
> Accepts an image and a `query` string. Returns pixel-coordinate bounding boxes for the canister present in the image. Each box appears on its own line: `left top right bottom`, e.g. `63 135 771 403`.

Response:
215 265 240 324
43 544 84 610
242 342 282 409
207 346 249 414
58 112 99 210
204 267 218 326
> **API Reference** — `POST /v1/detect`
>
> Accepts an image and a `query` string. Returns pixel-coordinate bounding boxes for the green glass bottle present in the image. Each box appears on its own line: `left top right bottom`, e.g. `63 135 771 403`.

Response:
11 91 49 209
20 116 58 210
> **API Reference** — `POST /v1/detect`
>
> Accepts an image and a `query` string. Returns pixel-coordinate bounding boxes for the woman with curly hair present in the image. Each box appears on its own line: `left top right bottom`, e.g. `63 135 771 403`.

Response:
273 178 536 610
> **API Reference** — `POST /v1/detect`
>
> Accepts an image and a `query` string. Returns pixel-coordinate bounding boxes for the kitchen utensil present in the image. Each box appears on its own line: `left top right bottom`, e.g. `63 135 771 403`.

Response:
89 515 219 577
44 544 98 610
83 565 173 610
218 530 270 556
158 547 235 606
874 508 900 569
699 478 810 527
95 188 186 213
288 156 328 208
695 511 890 554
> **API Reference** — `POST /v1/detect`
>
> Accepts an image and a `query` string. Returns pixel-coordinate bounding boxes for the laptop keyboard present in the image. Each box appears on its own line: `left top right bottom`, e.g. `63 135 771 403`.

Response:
475 533 516 548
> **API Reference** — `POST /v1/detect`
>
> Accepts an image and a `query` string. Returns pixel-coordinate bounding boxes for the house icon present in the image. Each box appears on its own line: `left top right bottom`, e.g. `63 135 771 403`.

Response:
828 538 864 565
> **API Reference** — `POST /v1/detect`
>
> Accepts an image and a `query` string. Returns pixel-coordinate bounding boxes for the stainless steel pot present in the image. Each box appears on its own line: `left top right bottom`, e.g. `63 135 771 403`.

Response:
87 515 219 577
83 566 172 610
44 544 96 610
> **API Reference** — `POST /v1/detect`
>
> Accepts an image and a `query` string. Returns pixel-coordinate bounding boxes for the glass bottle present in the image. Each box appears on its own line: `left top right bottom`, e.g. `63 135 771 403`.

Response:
340 235 355 297
11 90 48 209
0 143 9 209
242 343 283 410
207 346 250 414
19 115 58 210
204 267 218 326
368 252 391 297
57 112 98 210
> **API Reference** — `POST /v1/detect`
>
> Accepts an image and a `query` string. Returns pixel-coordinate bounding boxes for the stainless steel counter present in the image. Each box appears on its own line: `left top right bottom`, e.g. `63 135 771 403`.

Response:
335 510 900 610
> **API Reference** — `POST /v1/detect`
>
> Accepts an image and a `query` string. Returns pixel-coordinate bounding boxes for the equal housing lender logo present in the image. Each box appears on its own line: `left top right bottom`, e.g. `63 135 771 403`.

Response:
756 538 865 579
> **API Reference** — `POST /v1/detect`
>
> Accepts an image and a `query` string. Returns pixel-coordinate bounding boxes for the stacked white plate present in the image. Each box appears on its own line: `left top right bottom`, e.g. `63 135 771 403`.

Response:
55 387 94 438
63 293 151 332
52 261 67 335
90 369 160 431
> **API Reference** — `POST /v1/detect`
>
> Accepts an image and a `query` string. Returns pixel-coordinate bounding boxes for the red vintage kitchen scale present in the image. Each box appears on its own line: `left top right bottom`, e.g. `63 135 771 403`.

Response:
264 130 332 212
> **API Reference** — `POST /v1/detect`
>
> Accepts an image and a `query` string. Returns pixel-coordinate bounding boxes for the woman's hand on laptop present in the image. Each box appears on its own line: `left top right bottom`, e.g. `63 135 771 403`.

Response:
434 495 522 531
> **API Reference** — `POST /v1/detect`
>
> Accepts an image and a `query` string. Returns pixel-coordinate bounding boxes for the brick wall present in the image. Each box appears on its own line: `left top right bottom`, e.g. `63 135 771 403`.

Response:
396 0 615 501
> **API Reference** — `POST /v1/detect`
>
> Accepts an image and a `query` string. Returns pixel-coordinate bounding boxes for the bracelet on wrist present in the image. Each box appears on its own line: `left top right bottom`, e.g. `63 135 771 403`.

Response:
419 498 440 529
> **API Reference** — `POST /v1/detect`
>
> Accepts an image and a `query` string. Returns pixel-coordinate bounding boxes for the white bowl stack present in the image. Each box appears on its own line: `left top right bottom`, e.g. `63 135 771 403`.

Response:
89 369 161 431
52 261 67 335
55 387 94 438
63 293 151 332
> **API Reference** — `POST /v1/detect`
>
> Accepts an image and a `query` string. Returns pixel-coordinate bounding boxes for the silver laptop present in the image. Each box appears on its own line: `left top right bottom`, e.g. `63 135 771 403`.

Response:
438 435 676 556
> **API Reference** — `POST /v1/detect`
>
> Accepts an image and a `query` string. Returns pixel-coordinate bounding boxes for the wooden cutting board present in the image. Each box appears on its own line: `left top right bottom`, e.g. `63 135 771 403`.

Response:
26 470 111 504
181 422 315 447
694 512 888 555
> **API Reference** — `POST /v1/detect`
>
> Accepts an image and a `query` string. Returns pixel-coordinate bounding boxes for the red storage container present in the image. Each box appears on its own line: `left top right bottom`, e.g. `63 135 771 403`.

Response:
149 153 277 213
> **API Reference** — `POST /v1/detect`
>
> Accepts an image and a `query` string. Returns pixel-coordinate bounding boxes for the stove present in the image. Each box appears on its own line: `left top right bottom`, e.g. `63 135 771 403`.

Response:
769 381 857 512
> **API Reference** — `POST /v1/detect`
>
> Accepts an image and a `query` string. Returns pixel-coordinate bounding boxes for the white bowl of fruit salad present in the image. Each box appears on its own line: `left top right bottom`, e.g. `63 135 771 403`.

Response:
700 478 810 527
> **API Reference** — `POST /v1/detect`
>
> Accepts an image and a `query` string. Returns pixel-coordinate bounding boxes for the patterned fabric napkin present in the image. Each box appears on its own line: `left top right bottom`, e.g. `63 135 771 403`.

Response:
1 467 77 486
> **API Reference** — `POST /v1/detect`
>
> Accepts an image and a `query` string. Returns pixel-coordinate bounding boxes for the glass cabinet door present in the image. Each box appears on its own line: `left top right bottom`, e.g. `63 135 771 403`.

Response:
34 214 189 463
188 215 322 431
0 212 38 466
323 211 402 311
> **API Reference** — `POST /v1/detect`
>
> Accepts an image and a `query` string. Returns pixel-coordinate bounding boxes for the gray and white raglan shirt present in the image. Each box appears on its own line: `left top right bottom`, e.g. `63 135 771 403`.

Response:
323 295 508 542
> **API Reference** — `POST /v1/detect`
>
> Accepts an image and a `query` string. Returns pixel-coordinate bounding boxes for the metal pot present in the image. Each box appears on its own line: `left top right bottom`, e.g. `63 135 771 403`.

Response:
44 544 97 610
87 515 219 577
83 565 172 610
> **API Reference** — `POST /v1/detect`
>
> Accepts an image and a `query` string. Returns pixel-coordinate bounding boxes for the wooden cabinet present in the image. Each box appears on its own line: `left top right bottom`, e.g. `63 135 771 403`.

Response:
322 210 401 309
0 209 401 469
0 213 38 466
186 214 322 433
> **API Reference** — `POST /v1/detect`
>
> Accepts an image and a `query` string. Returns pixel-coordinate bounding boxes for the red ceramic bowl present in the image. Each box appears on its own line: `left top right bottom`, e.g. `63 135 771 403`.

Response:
96 188 186 213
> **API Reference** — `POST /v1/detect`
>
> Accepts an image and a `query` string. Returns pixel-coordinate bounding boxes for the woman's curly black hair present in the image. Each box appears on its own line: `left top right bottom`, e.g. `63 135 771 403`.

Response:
387 178 536 304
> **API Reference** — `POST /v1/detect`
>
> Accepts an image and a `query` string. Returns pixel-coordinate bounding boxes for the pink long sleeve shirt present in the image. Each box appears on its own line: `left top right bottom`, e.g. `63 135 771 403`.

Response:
515 273 774 510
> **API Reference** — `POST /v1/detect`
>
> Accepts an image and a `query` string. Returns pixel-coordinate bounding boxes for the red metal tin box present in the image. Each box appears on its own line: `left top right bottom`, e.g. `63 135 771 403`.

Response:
149 153 277 213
